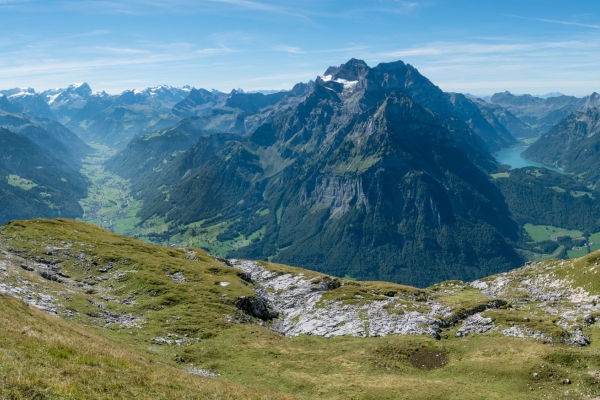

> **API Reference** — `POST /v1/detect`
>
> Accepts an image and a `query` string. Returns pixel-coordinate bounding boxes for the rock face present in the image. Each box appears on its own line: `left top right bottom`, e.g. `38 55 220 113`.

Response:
0 88 57 120
0 237 144 329
455 314 494 337
230 259 453 338
189 368 220 377
228 256 600 346
469 259 600 345
43 83 93 124
166 271 188 282
501 326 552 342
235 295 279 320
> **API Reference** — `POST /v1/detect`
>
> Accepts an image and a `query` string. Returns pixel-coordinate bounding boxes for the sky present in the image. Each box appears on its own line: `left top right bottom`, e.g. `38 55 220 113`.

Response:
0 0 599 96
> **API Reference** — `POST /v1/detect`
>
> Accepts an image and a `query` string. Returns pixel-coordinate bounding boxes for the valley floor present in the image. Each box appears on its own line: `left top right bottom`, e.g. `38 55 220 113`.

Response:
79 144 143 237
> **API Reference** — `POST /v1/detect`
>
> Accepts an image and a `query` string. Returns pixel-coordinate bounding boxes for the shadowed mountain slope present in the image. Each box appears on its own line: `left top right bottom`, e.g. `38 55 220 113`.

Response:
0 129 89 224
523 100 600 186
134 59 522 287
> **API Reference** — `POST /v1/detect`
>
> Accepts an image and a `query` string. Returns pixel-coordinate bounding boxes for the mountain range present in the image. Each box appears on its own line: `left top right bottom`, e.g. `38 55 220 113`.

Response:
108 59 525 287
485 91 591 138
2 58 600 288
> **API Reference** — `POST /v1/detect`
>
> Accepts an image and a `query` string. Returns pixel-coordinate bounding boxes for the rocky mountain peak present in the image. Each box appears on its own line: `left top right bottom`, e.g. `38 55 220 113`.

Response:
490 91 517 102
323 58 370 82
66 82 92 98
1 87 36 98
288 80 315 97
0 94 22 114
580 92 600 111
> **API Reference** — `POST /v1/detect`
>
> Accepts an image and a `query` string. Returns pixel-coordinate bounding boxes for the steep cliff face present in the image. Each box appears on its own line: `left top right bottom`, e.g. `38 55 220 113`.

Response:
300 174 368 216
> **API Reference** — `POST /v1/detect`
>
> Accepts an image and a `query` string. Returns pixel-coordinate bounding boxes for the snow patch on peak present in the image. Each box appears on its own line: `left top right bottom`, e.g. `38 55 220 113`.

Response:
320 75 358 92
70 83 85 89
149 84 168 91
335 78 358 90
8 91 35 99
46 94 60 105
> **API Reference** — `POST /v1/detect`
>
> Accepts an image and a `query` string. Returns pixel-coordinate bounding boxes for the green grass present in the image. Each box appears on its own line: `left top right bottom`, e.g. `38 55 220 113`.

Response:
525 224 583 242
571 190 594 199
554 251 600 295
490 172 510 179
524 224 552 242
568 247 591 258
78 145 143 238
523 224 600 260
7 174 38 190
0 293 291 400
6 219 600 398
546 186 595 199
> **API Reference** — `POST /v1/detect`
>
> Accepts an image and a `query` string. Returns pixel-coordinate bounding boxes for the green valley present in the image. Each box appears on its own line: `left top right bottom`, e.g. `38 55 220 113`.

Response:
78 144 143 237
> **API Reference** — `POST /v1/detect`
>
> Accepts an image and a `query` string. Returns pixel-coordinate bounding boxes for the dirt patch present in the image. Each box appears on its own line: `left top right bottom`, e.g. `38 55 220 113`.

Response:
409 349 448 370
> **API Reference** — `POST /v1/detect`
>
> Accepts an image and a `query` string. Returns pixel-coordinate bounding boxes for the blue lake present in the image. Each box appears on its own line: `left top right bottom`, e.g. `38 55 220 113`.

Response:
494 146 563 173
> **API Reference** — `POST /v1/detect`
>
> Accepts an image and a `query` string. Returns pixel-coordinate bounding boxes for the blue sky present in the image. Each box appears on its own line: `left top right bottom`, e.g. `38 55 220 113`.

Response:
0 0 599 96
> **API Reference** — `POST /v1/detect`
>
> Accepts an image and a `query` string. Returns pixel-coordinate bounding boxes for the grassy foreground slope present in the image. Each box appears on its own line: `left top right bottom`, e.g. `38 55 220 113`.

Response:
0 293 288 400
2 219 600 399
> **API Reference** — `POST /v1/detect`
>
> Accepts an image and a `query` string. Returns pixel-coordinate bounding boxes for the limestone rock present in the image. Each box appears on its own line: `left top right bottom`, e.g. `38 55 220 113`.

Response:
456 314 494 337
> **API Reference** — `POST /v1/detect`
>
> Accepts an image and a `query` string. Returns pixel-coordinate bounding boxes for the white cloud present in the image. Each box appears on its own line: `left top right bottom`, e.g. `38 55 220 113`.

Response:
93 46 152 55
271 45 303 54
503 14 600 29
208 0 279 12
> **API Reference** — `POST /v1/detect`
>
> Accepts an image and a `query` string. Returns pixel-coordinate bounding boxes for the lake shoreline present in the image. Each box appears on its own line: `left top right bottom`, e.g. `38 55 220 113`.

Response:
494 145 563 173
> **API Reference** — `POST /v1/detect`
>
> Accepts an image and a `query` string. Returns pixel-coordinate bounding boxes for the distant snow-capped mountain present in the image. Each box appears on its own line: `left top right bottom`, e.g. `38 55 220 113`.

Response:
0 88 57 120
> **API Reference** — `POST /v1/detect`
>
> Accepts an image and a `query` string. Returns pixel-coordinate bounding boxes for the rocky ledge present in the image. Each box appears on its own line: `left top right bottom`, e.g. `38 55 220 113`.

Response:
229 259 600 346
231 260 495 339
